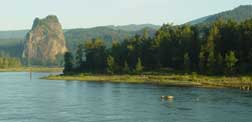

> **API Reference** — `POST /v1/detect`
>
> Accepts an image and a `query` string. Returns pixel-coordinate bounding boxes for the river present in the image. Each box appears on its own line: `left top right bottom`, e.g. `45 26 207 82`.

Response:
0 72 251 122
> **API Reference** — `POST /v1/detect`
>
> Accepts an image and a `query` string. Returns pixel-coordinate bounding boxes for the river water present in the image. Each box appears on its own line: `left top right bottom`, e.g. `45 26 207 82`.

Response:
0 72 251 122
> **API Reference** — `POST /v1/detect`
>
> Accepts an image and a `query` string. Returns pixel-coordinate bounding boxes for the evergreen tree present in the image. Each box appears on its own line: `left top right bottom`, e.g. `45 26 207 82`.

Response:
106 55 116 74
63 52 74 74
84 39 107 72
61 19 252 75
199 51 205 73
123 61 130 74
76 44 84 67
216 53 224 73
207 51 216 74
0 57 22 68
200 24 220 74
225 51 238 74
135 58 143 74
183 53 190 72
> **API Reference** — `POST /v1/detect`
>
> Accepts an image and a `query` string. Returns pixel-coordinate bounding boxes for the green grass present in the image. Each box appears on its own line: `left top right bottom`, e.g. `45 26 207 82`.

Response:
0 67 63 72
43 73 252 89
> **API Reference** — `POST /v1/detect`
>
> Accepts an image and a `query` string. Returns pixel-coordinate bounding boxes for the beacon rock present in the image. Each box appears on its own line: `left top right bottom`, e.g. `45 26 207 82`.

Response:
22 15 67 65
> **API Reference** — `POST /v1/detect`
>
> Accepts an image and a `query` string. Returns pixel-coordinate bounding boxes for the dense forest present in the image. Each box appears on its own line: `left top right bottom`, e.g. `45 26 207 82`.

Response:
0 51 22 68
63 18 252 75
1 5 252 67
0 57 22 68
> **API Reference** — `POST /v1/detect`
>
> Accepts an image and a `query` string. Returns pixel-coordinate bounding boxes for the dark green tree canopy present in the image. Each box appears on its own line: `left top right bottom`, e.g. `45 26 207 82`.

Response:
63 18 252 75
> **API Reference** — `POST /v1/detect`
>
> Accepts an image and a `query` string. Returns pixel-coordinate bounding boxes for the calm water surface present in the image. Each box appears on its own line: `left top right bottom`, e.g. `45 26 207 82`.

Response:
0 72 251 122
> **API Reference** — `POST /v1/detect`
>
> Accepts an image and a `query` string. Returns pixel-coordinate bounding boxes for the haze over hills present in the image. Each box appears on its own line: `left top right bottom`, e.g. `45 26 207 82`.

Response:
0 24 160 39
65 25 158 51
187 5 252 25
0 30 29 39
106 24 160 31
0 24 160 57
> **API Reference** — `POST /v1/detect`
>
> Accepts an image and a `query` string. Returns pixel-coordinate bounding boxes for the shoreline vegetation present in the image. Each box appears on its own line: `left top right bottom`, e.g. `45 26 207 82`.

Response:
43 73 252 90
1 66 251 90
0 67 63 72
55 19 252 91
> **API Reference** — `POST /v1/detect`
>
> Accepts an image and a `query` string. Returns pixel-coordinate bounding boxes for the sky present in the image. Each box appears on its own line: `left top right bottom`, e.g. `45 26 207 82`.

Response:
0 0 251 30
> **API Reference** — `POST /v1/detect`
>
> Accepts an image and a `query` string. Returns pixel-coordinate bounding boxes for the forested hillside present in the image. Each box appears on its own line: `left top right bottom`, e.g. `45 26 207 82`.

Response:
64 18 252 75
64 27 157 51
1 5 252 67
0 38 23 57
188 5 252 25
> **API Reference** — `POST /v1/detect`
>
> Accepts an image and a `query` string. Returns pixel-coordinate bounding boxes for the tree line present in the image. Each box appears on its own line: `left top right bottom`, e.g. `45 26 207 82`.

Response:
63 19 252 75
0 57 22 68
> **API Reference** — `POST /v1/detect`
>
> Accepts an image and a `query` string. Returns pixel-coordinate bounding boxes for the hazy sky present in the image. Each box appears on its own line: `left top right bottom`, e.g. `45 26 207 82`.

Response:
0 0 251 30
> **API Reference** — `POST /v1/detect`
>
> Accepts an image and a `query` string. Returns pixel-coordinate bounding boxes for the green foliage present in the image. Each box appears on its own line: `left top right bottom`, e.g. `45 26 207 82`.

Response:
63 52 74 74
64 26 158 52
75 43 85 67
63 18 252 75
225 51 238 74
207 51 216 74
123 61 130 74
183 53 190 72
4 5 252 69
216 53 224 73
0 25 157 66
198 51 205 73
84 39 107 72
191 72 198 82
106 55 116 74
0 57 22 68
135 58 143 74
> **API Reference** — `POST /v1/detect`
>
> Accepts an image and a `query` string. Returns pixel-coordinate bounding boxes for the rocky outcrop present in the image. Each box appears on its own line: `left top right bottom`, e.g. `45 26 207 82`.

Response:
22 15 67 65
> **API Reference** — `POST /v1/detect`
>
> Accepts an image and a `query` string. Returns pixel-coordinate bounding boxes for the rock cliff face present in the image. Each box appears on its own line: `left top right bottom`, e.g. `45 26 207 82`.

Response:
22 15 67 65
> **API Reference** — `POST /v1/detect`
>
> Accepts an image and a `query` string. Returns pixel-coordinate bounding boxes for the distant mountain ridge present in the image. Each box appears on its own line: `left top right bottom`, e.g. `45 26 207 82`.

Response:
0 30 29 39
105 24 160 31
0 24 160 39
187 5 252 25
64 25 158 51
0 24 160 57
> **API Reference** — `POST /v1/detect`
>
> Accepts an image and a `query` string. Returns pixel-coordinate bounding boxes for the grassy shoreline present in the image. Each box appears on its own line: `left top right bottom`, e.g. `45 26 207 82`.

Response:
0 67 63 72
43 73 252 89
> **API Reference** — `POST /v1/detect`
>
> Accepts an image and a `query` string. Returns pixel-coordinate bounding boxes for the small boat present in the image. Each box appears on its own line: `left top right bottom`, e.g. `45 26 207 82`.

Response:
161 95 174 100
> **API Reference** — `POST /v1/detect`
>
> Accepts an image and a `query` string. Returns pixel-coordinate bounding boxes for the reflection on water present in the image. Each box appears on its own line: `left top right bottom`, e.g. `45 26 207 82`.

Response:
0 72 251 122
